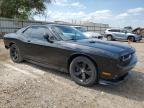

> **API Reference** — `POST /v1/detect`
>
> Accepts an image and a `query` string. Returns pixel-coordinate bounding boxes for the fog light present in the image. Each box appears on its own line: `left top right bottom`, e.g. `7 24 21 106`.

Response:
102 72 111 76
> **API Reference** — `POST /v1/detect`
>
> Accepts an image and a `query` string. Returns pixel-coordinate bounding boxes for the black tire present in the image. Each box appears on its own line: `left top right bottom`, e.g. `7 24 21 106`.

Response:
128 36 135 42
10 44 23 63
69 56 97 86
107 35 113 41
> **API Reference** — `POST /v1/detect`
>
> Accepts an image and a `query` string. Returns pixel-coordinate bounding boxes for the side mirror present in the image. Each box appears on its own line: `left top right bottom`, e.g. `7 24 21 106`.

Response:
43 34 54 43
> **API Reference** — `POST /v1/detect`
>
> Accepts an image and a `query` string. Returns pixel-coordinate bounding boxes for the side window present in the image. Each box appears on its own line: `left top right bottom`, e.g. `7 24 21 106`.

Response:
109 29 120 32
116 29 120 32
30 26 52 41
108 29 113 32
120 30 126 33
23 26 57 41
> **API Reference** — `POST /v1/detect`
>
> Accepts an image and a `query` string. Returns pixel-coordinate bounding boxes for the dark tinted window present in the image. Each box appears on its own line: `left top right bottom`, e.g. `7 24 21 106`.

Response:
30 26 48 40
108 29 120 32
23 26 52 41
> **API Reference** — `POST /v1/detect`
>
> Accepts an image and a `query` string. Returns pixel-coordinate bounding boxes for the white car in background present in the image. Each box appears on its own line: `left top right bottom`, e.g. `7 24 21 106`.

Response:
105 28 142 42
72 26 103 39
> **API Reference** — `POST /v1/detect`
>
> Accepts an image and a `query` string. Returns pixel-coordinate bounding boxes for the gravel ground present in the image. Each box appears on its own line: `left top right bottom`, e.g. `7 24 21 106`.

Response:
0 39 144 108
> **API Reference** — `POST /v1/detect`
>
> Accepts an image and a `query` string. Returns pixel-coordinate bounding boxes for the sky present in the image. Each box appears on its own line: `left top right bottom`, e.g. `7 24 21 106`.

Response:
33 0 144 28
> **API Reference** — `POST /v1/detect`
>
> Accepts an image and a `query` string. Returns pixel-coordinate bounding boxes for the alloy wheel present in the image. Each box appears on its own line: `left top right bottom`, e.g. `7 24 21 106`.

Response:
73 61 93 83
10 46 18 61
70 56 97 86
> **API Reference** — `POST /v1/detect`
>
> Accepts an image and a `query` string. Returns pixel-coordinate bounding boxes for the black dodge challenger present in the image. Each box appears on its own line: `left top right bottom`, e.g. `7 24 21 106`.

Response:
3 24 137 86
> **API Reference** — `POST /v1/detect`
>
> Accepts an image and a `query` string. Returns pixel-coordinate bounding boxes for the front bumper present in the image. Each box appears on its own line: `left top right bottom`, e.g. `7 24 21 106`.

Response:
135 36 142 41
99 53 137 85
99 72 131 85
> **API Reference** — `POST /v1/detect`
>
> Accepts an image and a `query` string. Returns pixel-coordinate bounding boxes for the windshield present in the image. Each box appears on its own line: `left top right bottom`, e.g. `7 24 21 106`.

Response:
51 25 88 41
75 27 87 32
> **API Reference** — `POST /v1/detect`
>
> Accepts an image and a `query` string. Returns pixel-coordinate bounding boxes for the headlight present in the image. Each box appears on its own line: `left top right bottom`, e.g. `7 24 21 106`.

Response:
120 54 132 62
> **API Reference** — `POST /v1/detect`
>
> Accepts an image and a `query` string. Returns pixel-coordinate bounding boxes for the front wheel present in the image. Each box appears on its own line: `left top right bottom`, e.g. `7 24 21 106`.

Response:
128 36 135 42
10 44 23 63
70 56 98 86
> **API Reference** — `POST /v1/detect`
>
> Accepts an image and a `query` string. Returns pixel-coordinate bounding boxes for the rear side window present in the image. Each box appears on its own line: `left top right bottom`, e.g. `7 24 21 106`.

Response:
108 29 120 32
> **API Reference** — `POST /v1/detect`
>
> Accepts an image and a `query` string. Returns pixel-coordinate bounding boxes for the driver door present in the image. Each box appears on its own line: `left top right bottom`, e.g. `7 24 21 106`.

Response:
21 26 60 66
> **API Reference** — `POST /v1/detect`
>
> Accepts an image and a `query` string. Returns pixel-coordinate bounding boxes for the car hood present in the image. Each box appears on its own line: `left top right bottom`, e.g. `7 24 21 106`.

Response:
126 33 139 37
73 39 134 55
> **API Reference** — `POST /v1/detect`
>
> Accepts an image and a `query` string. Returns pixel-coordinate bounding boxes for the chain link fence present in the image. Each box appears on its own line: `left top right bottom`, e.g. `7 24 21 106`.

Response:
0 17 109 38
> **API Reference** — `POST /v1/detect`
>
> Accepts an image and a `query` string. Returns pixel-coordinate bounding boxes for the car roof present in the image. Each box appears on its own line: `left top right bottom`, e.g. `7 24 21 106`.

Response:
24 24 71 28
18 24 71 33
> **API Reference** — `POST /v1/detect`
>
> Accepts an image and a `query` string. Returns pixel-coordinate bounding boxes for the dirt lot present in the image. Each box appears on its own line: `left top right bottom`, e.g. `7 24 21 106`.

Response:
0 39 144 108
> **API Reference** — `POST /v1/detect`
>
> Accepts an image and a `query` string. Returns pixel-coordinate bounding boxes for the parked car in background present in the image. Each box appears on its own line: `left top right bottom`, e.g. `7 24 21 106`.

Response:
72 26 103 39
105 29 142 42
132 27 144 38
3 24 137 86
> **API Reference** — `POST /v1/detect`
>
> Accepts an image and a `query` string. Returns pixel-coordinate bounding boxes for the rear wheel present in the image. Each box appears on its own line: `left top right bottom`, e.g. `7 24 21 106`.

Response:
70 56 97 86
10 44 23 63
107 35 113 41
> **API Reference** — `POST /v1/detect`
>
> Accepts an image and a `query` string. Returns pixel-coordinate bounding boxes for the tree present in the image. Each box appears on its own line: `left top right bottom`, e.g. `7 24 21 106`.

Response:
0 0 52 19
